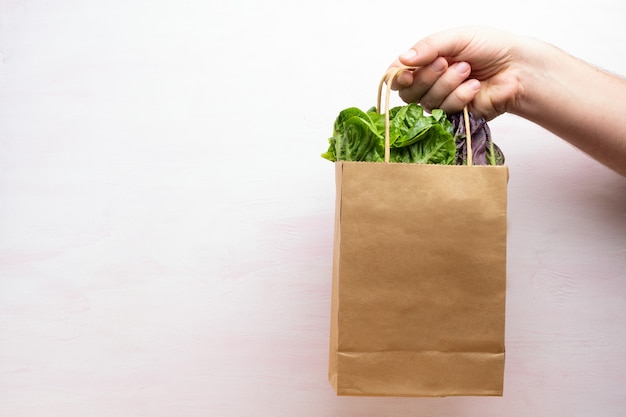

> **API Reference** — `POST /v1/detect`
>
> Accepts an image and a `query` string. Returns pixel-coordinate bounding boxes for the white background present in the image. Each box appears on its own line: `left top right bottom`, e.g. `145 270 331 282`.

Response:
1 1 625 416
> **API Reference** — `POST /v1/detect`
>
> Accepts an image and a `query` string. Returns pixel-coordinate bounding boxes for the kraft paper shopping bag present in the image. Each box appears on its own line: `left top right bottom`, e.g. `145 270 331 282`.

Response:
328 67 508 397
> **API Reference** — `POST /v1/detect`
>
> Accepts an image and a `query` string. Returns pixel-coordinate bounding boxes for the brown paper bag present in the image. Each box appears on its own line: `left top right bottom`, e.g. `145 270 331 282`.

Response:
328 67 508 397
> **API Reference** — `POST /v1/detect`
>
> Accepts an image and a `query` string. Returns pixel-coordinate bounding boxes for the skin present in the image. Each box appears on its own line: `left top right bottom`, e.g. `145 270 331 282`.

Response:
389 25 626 177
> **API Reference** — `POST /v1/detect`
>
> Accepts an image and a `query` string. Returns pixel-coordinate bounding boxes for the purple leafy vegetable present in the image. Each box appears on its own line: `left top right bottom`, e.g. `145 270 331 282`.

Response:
448 112 505 166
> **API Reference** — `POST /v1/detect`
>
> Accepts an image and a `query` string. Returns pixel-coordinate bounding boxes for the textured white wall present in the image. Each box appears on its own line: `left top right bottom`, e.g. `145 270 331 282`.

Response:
1 1 625 416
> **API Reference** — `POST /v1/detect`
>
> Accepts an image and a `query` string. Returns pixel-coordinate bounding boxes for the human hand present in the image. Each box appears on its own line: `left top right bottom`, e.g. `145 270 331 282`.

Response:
389 26 531 120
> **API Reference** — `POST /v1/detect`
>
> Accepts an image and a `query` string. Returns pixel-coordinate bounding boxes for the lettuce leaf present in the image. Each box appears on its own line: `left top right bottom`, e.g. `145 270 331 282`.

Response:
322 104 505 166
322 103 456 164
322 107 385 162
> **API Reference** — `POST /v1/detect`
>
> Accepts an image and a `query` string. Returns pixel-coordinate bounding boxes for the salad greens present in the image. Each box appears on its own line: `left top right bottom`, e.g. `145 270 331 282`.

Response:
448 112 505 166
322 103 504 166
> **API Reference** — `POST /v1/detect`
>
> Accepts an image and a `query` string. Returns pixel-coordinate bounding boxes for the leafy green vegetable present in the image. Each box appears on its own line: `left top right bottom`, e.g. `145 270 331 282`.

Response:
322 103 505 166
322 103 456 165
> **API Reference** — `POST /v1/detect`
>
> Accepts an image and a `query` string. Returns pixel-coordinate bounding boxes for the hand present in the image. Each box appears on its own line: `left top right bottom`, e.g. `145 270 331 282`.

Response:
388 26 531 120
389 25 626 176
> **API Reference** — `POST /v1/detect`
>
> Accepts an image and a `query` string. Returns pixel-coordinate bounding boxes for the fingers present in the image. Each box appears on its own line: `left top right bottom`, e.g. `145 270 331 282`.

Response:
399 26 475 67
388 27 472 91
388 26 515 117
419 61 471 110
398 61 478 114
392 57 447 91
388 58 417 90
438 79 481 115
388 41 443 90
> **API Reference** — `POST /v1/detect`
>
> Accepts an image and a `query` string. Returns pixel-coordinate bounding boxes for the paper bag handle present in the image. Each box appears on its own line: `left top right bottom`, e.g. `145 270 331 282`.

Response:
377 66 473 166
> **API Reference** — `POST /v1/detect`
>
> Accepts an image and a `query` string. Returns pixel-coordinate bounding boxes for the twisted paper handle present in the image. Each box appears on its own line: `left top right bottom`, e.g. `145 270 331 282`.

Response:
377 66 473 166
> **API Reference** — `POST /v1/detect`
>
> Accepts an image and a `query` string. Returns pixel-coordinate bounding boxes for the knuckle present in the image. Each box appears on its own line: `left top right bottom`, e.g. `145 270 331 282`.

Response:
398 89 417 104
419 96 440 112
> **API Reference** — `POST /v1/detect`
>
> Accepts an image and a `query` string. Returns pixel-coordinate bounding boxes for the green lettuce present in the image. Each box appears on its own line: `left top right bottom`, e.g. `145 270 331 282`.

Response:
321 103 456 165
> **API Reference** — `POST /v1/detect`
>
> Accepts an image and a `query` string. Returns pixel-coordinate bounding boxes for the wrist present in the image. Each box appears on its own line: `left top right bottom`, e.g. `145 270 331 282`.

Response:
507 39 561 119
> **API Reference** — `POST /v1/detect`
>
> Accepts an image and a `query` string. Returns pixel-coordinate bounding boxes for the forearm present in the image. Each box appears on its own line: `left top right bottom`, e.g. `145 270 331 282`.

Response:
513 43 626 176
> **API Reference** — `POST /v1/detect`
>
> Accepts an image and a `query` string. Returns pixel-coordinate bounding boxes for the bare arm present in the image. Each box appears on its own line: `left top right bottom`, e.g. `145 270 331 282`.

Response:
514 43 626 176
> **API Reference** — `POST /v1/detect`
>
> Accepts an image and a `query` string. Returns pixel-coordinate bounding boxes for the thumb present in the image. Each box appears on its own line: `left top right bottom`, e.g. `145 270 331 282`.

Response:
399 26 475 67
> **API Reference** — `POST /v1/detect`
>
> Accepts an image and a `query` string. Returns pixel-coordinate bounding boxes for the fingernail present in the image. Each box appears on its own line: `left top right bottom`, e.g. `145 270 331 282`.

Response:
468 79 480 91
455 62 470 74
400 49 417 61
394 71 410 86
429 58 446 72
